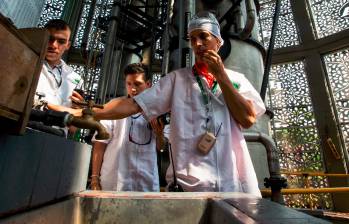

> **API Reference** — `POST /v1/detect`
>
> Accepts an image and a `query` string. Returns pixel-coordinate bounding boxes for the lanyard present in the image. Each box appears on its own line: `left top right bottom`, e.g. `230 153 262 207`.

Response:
49 66 63 87
193 67 218 131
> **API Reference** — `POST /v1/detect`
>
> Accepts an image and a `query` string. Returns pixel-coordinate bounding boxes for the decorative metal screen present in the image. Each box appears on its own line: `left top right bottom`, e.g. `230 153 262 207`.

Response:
267 61 332 209
73 0 114 48
323 48 349 155
38 0 66 27
307 0 349 39
70 64 101 98
259 0 299 48
72 0 114 100
73 1 91 47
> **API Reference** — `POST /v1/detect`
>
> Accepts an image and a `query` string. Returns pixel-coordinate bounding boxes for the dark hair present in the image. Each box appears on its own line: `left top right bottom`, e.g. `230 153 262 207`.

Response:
123 63 151 82
44 19 71 32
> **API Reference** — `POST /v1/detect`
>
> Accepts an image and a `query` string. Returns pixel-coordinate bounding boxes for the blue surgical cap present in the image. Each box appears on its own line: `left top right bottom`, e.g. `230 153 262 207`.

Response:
188 11 224 46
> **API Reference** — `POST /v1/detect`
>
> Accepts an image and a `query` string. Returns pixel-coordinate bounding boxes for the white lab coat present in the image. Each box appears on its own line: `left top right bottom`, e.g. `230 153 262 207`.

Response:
35 60 83 107
134 67 266 196
93 114 160 192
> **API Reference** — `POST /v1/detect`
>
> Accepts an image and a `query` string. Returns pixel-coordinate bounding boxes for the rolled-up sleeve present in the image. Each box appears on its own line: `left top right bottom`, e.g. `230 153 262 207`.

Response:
133 73 175 121
227 70 266 117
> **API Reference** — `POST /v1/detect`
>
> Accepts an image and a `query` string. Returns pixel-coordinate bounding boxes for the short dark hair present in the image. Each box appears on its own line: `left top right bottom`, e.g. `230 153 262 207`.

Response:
44 19 71 31
123 63 151 81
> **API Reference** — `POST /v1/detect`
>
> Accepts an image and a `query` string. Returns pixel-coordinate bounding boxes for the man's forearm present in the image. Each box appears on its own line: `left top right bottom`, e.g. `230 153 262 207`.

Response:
94 97 141 120
47 103 77 114
91 142 107 176
91 142 107 190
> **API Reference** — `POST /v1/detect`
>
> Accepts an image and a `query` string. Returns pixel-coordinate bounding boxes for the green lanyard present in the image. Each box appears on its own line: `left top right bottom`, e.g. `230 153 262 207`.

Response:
193 67 218 132
195 75 217 131
194 75 218 105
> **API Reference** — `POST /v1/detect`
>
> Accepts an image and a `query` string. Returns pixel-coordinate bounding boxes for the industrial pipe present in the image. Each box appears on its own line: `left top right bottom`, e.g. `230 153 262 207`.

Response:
161 0 174 76
96 4 120 103
244 131 286 203
30 109 72 128
244 131 281 176
178 0 194 69
260 0 282 101
238 0 256 40
81 0 97 51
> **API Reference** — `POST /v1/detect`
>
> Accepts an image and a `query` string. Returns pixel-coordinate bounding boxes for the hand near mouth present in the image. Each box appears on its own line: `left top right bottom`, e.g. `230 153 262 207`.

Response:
201 50 225 79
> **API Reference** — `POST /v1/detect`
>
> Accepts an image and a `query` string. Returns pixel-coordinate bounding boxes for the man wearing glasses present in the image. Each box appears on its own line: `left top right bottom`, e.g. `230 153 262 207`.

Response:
90 63 167 191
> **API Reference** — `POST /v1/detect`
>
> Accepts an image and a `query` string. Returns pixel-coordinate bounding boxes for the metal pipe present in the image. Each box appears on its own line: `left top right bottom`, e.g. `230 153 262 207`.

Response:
161 0 174 75
260 0 282 101
30 109 71 128
178 0 194 69
261 187 349 197
61 0 84 44
244 131 285 203
96 4 120 103
244 131 281 176
81 0 97 51
238 0 256 40
235 5 244 33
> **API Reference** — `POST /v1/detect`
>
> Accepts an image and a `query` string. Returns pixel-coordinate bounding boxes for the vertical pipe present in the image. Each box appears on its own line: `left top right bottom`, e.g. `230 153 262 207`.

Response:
260 0 282 101
81 0 97 51
96 4 120 103
238 0 255 40
106 46 122 100
244 132 286 204
61 0 84 43
161 0 174 75
178 0 194 69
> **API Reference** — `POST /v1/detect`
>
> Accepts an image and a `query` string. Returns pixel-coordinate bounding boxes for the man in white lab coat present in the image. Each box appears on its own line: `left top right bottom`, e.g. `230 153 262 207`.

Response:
34 19 84 137
75 12 265 196
90 63 168 191
36 19 84 109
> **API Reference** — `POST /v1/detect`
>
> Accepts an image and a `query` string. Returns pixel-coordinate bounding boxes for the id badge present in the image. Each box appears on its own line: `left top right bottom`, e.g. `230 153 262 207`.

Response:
197 132 216 155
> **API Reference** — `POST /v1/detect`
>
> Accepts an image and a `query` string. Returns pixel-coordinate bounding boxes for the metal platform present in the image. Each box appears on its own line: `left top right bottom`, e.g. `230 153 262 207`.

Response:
0 191 330 224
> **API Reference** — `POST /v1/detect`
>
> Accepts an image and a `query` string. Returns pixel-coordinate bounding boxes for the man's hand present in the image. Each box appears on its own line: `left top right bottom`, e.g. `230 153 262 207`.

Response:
47 103 83 116
70 90 85 109
201 50 226 79
150 118 164 137
150 118 167 151
90 176 101 190
201 50 257 128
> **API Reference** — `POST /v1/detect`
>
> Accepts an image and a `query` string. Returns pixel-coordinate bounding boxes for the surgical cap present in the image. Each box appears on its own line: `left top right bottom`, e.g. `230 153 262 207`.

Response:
188 11 224 46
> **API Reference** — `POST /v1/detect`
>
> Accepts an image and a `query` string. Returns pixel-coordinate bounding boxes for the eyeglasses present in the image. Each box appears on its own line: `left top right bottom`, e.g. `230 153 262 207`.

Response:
128 114 152 145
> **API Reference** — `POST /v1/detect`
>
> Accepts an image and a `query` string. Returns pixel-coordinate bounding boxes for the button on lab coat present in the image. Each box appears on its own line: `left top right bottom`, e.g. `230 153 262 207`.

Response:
134 67 266 196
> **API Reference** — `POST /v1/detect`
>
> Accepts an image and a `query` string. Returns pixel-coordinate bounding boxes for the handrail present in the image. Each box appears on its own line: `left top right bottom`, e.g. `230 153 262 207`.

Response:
238 0 256 40
261 187 349 197
281 171 349 177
